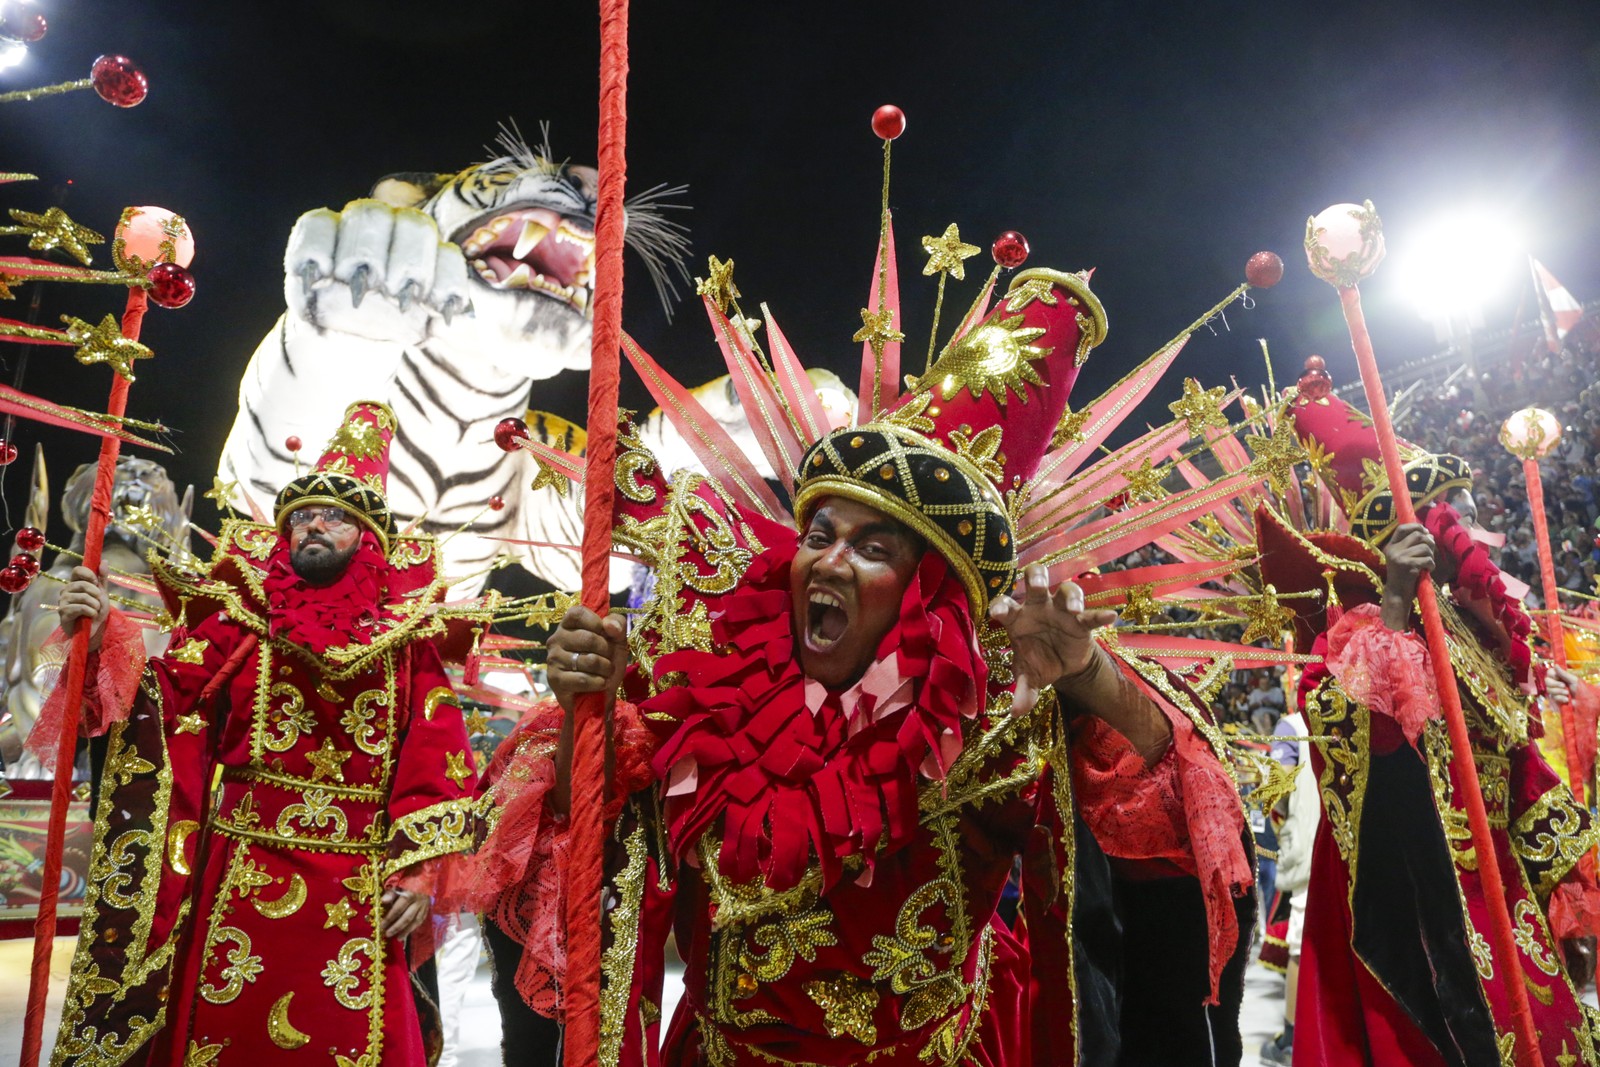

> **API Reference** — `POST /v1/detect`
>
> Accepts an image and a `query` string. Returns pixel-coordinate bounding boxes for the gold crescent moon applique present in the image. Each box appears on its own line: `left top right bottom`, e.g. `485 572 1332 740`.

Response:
252 874 307 919
267 991 311 1049
166 820 199 875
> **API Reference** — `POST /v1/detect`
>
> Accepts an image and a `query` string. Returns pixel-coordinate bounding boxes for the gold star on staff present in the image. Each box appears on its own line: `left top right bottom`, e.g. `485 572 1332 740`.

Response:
920 223 980 281
1122 457 1169 500
853 306 905 358
1245 426 1307 498
323 897 356 932
1049 405 1092 449
445 750 473 788
464 708 492 736
529 457 568 496
204 475 239 512
1119 584 1165 625
305 737 352 783
695 255 740 314
62 313 153 380
1239 585 1295 644
1168 377 1230 437
4 206 104 265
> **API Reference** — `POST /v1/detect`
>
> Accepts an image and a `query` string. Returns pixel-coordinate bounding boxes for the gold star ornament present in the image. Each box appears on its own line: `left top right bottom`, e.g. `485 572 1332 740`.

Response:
920 223 980 281
695 255 740 315
1239 585 1295 645
853 306 905 359
1122 457 1169 501
63 314 153 380
464 708 492 736
445 750 473 788
4 206 104 265
305 737 353 783
1168 377 1230 438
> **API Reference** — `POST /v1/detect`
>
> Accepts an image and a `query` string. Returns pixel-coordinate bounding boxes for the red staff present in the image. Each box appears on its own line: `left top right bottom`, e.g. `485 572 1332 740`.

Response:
562 0 629 1063
1307 200 1545 1067
1500 406 1584 802
18 207 194 1067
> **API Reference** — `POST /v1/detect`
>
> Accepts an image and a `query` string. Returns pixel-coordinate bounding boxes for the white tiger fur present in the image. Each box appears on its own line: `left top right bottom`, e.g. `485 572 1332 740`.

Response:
217 136 692 596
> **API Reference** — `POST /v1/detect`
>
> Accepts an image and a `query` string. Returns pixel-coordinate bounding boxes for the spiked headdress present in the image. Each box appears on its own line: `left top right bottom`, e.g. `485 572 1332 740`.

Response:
1286 364 1471 546
274 400 397 551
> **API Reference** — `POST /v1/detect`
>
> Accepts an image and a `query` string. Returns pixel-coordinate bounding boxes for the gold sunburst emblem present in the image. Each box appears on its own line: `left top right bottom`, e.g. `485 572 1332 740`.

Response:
920 313 1051 404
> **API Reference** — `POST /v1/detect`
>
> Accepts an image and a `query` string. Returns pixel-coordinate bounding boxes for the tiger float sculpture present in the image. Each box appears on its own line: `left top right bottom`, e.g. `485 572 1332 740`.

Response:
216 129 700 595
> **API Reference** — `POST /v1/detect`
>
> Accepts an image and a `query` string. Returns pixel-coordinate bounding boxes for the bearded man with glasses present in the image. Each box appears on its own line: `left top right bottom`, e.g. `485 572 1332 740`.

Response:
42 402 483 1067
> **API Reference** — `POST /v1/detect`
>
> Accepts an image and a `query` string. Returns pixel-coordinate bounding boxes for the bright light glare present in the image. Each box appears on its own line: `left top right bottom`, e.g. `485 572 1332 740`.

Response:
1391 207 1523 323
0 40 26 74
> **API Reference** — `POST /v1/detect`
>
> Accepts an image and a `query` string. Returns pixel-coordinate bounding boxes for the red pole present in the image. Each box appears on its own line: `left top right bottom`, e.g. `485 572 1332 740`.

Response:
18 286 146 1067
1523 455 1582 802
1338 284 1545 1067
562 0 627 1063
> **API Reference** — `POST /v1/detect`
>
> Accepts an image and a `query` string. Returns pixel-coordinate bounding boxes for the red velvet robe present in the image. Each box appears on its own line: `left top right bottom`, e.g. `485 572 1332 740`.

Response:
50 522 484 1067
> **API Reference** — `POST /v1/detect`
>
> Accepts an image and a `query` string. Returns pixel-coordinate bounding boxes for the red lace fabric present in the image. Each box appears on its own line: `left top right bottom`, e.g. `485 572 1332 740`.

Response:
438 697 655 1018
643 542 986 894
1571 681 1600 792
1324 603 1440 748
261 529 392 654
1072 678 1252 1004
1549 853 1600 940
26 606 148 772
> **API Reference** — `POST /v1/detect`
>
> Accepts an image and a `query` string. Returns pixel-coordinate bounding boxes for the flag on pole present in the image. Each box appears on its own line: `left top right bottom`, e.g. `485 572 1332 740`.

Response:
1531 256 1584 352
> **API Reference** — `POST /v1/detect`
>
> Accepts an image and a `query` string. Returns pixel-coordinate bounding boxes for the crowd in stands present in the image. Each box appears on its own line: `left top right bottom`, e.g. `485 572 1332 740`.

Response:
1403 331 1600 606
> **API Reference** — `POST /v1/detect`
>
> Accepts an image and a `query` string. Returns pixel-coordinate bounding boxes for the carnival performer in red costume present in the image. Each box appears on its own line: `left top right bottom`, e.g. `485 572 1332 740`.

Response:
40 402 487 1067
1257 363 1600 1067
447 234 1318 1065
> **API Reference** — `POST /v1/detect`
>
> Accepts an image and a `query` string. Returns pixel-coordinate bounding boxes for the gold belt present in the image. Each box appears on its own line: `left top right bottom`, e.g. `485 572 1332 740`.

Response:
212 768 387 853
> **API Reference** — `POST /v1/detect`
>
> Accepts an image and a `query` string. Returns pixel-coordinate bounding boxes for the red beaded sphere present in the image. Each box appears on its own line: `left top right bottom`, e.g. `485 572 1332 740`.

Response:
1304 354 1326 372
0 3 47 43
146 262 195 308
15 526 43 553
1245 250 1284 288
285 435 302 453
870 105 906 141
10 553 37 577
0 564 30 594
489 495 506 511
0 440 16 466
991 231 1029 269
493 417 530 453
90 54 148 108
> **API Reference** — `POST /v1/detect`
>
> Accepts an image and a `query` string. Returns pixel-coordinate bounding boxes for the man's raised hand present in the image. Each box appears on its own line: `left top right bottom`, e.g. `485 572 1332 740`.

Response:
989 564 1118 715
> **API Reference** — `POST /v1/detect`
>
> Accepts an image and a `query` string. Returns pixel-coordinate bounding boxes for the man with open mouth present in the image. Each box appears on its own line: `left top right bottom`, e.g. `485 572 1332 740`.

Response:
458 257 1261 1066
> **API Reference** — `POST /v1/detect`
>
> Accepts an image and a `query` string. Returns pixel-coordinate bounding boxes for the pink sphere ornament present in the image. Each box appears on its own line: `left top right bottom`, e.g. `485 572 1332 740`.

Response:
1499 406 1562 460
493 417 530 453
14 526 43 553
992 231 1029 269
871 105 906 141
0 441 16 466
285 435 303 453
1305 201 1385 287
114 206 194 272
1245 251 1284 288
90 54 148 108
0 564 30 594
489 495 506 511
0 3 46 43
10 553 37 577
146 262 196 309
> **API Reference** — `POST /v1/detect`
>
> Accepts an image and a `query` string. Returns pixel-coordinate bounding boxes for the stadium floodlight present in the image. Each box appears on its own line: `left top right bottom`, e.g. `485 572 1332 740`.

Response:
1390 206 1522 336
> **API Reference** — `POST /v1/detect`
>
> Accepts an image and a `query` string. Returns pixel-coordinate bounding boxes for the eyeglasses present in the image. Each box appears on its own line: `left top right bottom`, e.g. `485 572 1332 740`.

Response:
287 506 352 529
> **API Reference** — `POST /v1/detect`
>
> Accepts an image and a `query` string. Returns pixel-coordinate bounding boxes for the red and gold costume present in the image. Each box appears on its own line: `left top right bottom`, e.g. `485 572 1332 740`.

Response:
452 255 1311 1065
1258 374 1600 1066
46 403 487 1067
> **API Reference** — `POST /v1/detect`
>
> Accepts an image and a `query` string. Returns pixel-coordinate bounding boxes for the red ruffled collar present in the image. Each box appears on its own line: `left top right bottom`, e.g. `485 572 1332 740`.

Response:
261 530 394 655
642 539 987 893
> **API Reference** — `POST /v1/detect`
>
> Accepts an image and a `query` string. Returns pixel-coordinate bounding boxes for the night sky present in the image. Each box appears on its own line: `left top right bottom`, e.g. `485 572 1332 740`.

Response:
1 0 1597 544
